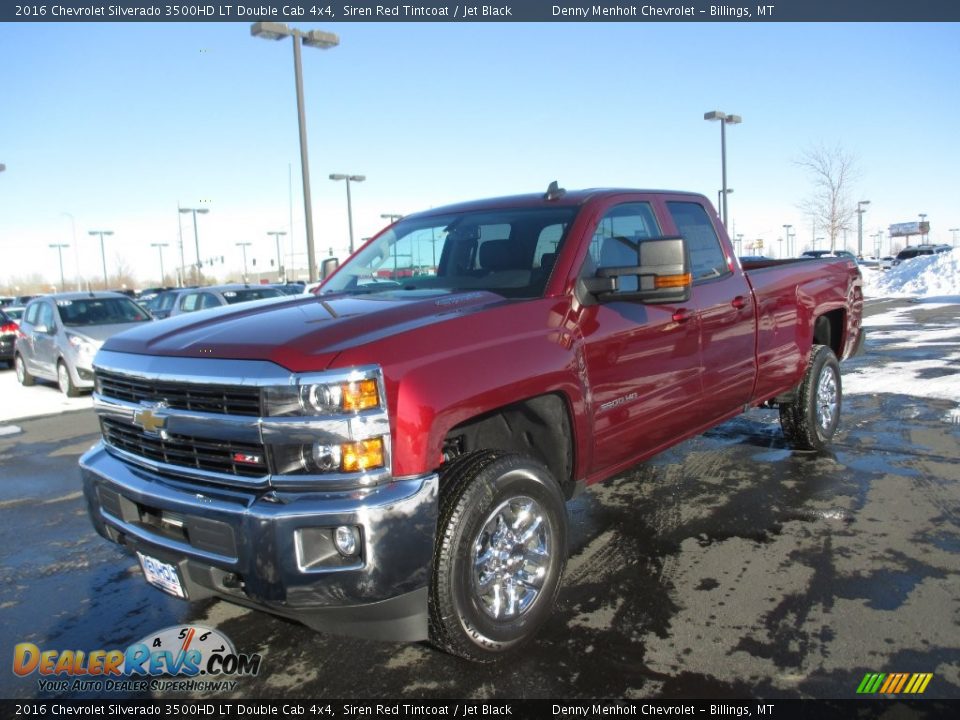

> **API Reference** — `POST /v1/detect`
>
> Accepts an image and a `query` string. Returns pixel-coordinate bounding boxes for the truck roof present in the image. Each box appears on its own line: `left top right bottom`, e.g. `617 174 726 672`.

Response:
403 187 707 219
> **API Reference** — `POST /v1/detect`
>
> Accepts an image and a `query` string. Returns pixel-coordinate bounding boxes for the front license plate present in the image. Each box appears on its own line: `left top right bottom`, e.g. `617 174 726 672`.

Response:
137 552 186 599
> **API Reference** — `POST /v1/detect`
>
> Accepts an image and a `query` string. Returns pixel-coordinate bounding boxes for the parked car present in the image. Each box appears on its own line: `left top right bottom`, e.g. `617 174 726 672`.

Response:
14 292 152 396
879 256 895 270
0 308 20 367
0 296 15 307
143 288 190 319
272 282 307 296
166 284 285 317
893 246 936 265
800 249 858 263
80 185 864 661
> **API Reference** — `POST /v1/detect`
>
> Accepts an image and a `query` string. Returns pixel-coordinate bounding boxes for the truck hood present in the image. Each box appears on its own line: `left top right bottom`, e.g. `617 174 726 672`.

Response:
102 290 506 372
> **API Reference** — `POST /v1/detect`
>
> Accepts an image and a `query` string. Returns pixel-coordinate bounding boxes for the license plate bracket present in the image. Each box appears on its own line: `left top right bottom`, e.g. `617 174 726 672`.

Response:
137 551 187 599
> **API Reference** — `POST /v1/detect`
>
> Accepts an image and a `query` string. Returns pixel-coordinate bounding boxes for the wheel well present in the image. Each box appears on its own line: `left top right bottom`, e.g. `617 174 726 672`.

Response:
814 310 844 357
442 394 575 499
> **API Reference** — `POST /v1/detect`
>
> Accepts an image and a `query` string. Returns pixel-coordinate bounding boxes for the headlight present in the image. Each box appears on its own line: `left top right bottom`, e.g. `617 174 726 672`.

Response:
272 437 386 475
67 333 96 355
263 370 383 417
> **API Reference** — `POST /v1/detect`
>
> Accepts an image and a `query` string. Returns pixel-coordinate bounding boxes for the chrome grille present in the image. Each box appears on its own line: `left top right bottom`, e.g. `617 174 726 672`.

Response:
97 370 261 416
101 417 269 478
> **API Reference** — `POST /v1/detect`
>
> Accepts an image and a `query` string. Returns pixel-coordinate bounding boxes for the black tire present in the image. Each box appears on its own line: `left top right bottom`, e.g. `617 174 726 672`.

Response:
429 450 568 662
14 353 35 387
779 344 842 451
57 360 81 398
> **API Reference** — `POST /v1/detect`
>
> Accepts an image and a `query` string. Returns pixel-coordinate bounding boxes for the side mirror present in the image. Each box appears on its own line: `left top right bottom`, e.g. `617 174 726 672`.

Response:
582 237 692 305
320 257 339 280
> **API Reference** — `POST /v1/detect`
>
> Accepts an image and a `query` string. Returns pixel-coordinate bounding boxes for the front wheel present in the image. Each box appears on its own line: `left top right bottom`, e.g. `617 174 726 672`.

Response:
779 344 842 451
57 360 81 398
429 451 568 662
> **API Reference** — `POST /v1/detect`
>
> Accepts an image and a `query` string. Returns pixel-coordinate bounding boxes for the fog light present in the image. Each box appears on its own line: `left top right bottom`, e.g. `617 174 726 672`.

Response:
334 526 360 556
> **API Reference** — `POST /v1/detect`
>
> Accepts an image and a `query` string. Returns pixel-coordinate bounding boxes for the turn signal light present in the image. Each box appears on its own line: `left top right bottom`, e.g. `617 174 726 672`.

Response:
342 379 379 411
655 273 692 289
341 438 385 472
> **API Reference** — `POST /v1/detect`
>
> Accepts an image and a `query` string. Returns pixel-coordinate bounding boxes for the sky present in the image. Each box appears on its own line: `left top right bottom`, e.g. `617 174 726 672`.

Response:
1 21 959 289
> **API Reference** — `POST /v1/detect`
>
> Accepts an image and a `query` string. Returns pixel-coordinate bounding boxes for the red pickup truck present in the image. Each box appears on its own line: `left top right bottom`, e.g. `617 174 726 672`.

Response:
81 186 863 661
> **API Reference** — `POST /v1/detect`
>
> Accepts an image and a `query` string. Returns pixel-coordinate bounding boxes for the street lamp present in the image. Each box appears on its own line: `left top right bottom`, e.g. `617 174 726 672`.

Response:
251 22 339 283
919 213 928 243
151 243 170 284
49 244 69 291
717 189 733 219
949 228 959 247
330 174 366 254
179 207 209 284
267 231 287 281
735 233 744 255
236 242 252 282
88 230 113 289
704 110 742 229
783 224 794 257
856 200 871 258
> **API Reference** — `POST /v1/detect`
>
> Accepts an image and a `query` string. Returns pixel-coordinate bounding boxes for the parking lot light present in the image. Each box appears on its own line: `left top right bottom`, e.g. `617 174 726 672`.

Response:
857 201 871 257
949 228 959 247
330 174 366 254
704 110 742 229
267 231 287 281
252 22 340 282
180 207 209 284
49 244 69 292
88 230 114 289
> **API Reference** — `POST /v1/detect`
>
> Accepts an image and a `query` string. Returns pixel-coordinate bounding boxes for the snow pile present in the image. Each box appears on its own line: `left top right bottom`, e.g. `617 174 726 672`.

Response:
862 248 960 298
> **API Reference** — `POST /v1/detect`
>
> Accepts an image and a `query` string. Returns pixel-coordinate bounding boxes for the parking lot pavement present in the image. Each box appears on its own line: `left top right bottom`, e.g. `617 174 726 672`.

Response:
0 300 957 700
0 365 92 424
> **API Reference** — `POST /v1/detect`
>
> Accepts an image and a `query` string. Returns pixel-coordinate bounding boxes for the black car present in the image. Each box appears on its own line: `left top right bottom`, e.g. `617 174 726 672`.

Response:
0 308 19 366
893 246 936 265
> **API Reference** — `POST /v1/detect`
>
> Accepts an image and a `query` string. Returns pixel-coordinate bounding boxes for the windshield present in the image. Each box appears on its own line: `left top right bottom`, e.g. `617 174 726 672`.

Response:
222 288 284 304
56 297 151 326
321 206 580 299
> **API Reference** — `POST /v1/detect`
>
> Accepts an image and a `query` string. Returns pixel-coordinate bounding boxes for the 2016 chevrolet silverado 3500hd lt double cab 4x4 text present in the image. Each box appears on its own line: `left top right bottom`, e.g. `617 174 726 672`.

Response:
80 186 864 661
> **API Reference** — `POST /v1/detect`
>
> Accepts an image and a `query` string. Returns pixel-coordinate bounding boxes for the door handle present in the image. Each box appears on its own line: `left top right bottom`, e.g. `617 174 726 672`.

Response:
672 309 692 323
732 296 747 310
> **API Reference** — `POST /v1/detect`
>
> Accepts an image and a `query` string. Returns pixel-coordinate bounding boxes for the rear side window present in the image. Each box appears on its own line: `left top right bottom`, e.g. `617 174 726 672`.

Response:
666 201 730 282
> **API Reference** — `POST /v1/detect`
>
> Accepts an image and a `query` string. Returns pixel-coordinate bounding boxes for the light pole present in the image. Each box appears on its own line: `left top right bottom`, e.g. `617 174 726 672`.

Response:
783 224 794 257
61 212 81 290
251 22 339 283
717 189 733 220
919 213 928 243
151 243 170 284
704 110 742 229
949 228 959 247
330 173 366 254
180 207 209 284
267 231 287 281
176 203 187 287
236 242 252 282
49 244 69 291
88 230 113 289
856 200 871 258
735 233 744 255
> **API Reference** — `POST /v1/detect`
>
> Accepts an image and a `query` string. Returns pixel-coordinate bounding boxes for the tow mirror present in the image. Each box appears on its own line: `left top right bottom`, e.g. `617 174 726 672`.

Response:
582 237 692 305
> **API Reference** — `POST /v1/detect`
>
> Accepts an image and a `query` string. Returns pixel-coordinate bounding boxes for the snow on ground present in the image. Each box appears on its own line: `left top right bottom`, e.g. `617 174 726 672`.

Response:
0 369 92 426
862 248 960 298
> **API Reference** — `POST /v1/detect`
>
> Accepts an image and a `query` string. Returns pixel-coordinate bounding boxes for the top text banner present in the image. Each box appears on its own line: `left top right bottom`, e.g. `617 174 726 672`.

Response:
6 1 960 23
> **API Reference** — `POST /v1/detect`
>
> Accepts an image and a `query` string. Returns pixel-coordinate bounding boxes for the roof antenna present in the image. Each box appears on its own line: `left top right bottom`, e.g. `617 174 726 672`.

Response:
543 180 566 201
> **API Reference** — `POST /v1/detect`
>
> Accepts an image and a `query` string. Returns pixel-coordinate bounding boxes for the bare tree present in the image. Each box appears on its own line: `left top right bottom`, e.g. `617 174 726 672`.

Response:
796 144 858 252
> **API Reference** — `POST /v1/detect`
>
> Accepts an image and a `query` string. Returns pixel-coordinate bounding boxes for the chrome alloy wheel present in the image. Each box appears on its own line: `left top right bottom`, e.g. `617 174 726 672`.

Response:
471 496 552 620
58 363 71 394
816 365 839 434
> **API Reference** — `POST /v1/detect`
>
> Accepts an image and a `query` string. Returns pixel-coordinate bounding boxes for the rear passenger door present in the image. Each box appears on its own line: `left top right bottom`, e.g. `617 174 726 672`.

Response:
664 199 757 422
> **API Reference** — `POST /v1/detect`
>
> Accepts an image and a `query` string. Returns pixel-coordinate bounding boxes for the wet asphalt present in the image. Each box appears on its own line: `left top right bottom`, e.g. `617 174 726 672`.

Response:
0 299 957 701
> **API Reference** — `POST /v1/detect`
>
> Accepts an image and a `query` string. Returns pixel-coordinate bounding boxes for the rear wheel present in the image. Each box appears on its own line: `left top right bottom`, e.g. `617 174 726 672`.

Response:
429 451 567 662
57 360 80 398
14 354 34 386
779 344 841 451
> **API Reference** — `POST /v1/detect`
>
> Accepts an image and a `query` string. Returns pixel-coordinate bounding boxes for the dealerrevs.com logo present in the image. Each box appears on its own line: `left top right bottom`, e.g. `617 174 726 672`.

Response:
13 625 261 693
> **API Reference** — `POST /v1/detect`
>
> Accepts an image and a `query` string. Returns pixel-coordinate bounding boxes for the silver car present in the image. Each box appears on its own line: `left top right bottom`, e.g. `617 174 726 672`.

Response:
14 292 152 396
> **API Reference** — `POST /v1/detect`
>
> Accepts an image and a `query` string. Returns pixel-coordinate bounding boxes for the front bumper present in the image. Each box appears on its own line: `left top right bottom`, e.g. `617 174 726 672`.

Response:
80 443 438 641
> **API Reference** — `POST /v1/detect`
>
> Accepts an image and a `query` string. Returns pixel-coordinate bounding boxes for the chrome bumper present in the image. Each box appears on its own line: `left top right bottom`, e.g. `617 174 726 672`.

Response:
80 443 438 642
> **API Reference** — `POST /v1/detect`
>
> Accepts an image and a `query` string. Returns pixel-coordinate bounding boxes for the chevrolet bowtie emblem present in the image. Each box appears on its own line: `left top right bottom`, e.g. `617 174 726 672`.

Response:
133 407 167 434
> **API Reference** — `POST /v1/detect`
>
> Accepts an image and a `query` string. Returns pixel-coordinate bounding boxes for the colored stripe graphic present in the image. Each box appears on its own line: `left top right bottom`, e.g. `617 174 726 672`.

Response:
857 672 932 694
